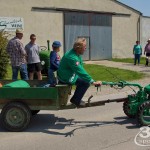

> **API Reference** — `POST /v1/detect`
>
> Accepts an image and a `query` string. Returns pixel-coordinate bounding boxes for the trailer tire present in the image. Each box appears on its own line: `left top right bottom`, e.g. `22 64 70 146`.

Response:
31 110 40 116
123 101 136 118
1 102 31 132
138 101 150 126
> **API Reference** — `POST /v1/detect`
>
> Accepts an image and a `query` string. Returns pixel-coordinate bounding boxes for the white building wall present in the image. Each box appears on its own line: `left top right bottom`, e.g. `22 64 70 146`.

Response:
112 13 140 58
141 16 150 51
0 0 64 55
0 0 141 58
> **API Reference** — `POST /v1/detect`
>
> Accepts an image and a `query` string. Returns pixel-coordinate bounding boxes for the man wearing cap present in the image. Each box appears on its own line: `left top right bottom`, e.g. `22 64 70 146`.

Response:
57 38 102 107
144 39 150 66
7 29 28 80
48 41 61 85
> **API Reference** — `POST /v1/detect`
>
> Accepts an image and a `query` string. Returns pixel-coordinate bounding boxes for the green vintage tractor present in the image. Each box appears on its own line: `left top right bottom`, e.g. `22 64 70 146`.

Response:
39 40 51 76
102 81 150 126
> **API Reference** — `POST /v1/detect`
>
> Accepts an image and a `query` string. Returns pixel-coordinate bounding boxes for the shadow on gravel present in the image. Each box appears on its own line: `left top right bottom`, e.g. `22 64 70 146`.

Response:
0 113 116 136
139 70 150 73
122 63 135 66
122 63 150 69
0 114 140 136
139 66 150 68
114 116 139 129
122 63 148 68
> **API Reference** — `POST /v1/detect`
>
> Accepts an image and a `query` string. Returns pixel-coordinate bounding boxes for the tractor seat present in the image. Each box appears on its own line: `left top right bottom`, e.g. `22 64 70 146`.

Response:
144 84 150 94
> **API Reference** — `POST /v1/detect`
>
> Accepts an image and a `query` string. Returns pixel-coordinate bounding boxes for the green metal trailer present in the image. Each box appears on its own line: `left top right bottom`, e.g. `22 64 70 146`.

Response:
0 80 73 131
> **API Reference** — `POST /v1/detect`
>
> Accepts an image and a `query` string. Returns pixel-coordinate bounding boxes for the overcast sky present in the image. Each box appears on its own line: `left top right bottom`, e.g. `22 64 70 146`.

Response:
118 0 150 16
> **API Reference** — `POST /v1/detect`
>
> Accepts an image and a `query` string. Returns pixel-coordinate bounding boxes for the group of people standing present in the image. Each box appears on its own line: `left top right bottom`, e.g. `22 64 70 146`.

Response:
7 29 42 80
6 29 62 83
133 39 150 66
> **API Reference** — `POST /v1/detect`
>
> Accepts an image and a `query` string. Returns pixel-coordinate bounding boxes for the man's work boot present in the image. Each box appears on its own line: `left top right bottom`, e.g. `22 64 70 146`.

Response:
79 100 86 107
70 98 79 106
70 99 86 107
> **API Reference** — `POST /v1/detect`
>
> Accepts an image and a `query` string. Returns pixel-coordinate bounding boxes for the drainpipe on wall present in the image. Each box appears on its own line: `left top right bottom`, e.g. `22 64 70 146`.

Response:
140 15 143 49
137 13 143 41
137 16 140 41
137 13 143 49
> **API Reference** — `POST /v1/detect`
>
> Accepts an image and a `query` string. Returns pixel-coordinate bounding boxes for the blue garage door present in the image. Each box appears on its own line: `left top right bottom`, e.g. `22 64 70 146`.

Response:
64 12 112 60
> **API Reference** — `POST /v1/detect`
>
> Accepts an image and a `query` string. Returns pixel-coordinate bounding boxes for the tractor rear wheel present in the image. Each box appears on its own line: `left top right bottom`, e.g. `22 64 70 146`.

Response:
1 102 31 131
138 101 150 126
123 101 136 118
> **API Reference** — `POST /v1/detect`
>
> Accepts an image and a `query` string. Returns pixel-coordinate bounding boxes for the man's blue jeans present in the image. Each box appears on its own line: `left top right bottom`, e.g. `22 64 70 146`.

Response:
71 78 90 105
12 64 28 80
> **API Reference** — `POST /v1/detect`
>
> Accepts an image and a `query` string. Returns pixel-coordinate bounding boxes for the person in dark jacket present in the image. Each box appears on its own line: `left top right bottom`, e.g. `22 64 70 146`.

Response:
144 39 150 66
48 41 61 85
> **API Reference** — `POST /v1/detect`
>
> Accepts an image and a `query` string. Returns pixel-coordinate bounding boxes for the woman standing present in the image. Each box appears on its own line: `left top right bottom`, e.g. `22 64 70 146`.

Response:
133 41 142 65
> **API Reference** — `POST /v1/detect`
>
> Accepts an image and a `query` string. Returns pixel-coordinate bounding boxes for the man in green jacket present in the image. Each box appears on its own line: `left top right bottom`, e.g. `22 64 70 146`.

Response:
57 38 102 106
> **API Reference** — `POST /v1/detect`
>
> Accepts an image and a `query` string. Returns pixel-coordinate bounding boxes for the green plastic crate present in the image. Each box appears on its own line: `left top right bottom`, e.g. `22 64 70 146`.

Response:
3 80 30 88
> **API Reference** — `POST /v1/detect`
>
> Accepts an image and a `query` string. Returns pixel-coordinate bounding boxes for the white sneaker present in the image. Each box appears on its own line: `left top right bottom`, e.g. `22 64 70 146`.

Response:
79 100 86 106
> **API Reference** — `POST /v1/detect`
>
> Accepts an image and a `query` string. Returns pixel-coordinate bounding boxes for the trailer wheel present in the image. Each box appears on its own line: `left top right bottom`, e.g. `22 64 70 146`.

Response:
1 102 31 132
31 110 40 116
138 101 150 126
123 101 136 118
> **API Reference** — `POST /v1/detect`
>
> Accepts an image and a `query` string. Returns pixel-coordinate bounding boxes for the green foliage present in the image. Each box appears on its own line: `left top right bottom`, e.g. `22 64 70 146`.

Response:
0 30 9 79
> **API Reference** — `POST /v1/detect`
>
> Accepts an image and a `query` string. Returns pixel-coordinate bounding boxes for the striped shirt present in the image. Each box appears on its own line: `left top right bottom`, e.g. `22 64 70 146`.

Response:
7 37 26 66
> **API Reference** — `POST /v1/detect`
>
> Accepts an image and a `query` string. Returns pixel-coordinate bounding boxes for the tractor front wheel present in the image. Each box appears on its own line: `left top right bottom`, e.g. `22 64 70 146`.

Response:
123 101 136 118
138 101 150 126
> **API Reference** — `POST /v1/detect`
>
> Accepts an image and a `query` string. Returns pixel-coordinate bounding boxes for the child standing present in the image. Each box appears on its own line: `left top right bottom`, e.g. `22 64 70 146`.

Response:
48 41 61 86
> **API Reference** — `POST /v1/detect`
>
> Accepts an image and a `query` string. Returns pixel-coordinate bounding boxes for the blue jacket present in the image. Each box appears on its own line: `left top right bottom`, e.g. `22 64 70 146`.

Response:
50 51 60 71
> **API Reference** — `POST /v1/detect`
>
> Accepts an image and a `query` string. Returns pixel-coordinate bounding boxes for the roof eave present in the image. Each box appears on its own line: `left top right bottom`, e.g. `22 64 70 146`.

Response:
112 0 142 15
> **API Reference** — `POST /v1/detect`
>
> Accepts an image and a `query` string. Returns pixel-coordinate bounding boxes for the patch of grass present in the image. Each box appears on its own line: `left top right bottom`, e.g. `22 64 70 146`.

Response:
5 64 144 82
112 57 146 65
84 64 144 82
5 65 22 80
5 65 12 79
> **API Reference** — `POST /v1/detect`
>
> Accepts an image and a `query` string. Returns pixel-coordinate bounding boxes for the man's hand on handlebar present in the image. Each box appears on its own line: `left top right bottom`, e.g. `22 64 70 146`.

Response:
92 81 102 87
